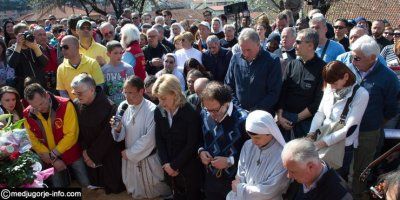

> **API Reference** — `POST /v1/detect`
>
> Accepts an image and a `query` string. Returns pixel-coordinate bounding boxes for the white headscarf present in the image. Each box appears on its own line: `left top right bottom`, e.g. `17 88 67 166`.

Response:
168 23 185 42
245 110 286 147
211 17 224 33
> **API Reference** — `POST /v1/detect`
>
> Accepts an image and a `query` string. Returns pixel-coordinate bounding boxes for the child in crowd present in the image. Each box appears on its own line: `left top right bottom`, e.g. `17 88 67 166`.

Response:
102 40 134 106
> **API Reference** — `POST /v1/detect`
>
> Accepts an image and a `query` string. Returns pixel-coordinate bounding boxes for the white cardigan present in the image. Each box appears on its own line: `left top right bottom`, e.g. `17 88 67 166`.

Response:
309 84 369 148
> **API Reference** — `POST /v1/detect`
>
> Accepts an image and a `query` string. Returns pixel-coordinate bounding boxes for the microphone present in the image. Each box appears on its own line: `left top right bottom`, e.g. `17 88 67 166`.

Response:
113 103 128 127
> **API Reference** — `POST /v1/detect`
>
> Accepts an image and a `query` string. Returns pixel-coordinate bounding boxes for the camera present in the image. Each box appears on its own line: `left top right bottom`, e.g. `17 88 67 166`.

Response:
23 31 35 42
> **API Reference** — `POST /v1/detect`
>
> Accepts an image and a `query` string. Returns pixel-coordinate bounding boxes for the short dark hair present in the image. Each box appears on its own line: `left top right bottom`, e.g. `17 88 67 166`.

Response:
162 10 172 17
276 13 288 21
203 10 212 16
13 23 28 35
201 81 232 105
322 61 356 87
106 40 122 52
24 83 47 101
335 18 348 27
68 15 82 31
219 14 227 22
124 75 144 90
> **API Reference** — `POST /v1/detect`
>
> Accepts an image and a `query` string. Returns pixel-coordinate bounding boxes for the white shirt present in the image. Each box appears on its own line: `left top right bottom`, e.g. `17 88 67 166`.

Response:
175 47 202 73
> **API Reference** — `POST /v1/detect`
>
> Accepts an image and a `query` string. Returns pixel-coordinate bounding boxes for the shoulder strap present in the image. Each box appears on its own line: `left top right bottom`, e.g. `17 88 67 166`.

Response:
339 85 360 124
321 40 330 60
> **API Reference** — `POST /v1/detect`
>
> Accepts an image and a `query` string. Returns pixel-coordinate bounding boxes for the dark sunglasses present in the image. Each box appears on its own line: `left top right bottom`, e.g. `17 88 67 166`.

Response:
80 26 91 31
394 33 400 37
333 26 346 30
61 45 69 50
384 32 394 36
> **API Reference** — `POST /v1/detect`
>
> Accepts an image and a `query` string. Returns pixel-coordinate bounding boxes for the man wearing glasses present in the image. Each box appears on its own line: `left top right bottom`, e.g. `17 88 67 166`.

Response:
56 35 104 99
277 28 325 141
99 22 119 46
23 83 90 188
198 81 248 200
333 19 350 51
76 19 109 66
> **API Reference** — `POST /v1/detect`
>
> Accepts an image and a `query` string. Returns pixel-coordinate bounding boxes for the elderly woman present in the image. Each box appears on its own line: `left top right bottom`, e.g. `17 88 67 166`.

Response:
71 73 125 193
175 32 202 73
111 75 171 199
227 110 289 200
121 24 146 80
168 23 185 43
211 17 225 39
155 53 186 91
308 61 369 180
152 74 203 200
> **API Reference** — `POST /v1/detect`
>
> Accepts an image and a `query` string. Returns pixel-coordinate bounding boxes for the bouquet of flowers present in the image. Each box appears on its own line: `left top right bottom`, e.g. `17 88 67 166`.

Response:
0 114 53 188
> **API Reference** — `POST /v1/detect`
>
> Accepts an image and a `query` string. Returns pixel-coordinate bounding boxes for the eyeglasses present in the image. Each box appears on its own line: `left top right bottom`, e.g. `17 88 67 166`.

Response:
352 55 361 62
61 45 69 50
333 26 346 30
384 32 394 36
103 31 113 35
393 33 400 38
205 103 224 114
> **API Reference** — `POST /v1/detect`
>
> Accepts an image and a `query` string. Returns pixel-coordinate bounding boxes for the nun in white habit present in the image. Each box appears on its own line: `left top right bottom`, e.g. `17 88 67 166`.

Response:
226 110 290 200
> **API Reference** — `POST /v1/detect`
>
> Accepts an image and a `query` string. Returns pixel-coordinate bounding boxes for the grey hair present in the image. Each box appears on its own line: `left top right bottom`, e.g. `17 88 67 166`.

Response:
309 15 327 28
70 73 96 90
147 28 159 35
349 26 367 38
282 27 296 38
298 28 319 50
33 26 45 33
206 35 220 45
155 16 165 24
281 138 320 164
223 24 235 32
152 24 164 34
350 35 380 58
381 170 400 199
99 22 114 32
120 24 140 48
238 28 260 44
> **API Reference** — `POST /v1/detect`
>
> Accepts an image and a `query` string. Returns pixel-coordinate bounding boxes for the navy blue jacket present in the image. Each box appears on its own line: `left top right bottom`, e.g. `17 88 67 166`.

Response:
352 61 400 132
224 48 282 113
202 47 233 82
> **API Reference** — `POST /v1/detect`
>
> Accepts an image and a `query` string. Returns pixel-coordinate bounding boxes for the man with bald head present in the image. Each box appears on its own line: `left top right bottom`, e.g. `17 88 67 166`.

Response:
99 22 118 46
142 28 171 75
34 26 59 93
56 35 104 99
371 20 391 51
187 77 209 112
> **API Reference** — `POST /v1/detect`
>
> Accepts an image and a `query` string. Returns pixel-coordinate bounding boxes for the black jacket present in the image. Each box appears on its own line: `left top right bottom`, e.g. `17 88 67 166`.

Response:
73 87 124 193
6 45 48 94
202 47 233 82
142 43 171 75
291 168 353 200
278 55 325 114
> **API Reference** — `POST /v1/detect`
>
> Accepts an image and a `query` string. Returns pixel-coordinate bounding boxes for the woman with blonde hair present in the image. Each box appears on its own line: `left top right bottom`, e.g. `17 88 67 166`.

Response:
175 32 202 73
153 74 203 200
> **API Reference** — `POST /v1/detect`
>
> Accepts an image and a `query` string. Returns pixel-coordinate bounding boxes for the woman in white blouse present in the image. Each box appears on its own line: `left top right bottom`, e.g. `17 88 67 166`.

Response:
308 61 369 180
174 32 202 73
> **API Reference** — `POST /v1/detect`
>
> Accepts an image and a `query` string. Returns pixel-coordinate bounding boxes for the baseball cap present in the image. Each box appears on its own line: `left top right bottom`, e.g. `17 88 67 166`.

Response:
198 21 210 30
354 17 367 23
76 19 92 30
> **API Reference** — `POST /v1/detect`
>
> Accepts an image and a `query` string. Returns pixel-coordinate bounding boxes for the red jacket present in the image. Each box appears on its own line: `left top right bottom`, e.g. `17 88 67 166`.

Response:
23 95 81 165
126 41 146 80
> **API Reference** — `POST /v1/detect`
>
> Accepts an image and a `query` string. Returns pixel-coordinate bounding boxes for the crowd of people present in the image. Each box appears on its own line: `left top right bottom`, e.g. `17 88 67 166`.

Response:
1 6 400 200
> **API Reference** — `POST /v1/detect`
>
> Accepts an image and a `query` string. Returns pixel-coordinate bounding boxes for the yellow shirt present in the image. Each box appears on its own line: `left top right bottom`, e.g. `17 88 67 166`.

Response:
79 39 109 65
56 54 105 99
24 102 79 154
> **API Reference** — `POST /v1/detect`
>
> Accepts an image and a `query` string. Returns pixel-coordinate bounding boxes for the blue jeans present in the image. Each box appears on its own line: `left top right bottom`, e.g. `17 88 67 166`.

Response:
49 157 90 187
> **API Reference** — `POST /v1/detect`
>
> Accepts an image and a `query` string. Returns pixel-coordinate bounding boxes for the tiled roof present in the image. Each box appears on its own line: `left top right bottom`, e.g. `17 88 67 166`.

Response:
316 1 400 27
169 8 205 22
18 5 102 22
